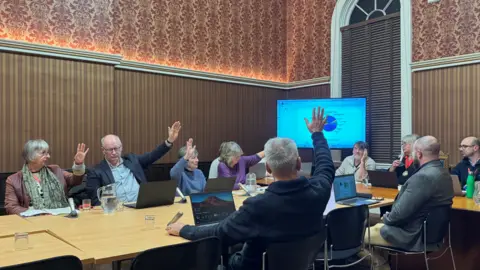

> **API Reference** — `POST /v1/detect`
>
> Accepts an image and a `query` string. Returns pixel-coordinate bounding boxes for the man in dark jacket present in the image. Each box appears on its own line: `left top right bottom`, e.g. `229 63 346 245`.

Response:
167 107 335 270
366 136 453 269
86 121 181 205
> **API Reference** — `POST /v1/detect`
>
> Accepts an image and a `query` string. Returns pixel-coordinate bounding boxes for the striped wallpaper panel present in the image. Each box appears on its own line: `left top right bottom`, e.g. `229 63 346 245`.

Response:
412 63 480 166
0 52 115 172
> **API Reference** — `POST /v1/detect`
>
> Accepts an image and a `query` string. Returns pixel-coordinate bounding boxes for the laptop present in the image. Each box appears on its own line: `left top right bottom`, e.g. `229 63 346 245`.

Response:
334 175 380 206
367 170 399 189
451 175 465 197
204 177 236 192
249 160 267 179
124 180 177 209
190 191 237 226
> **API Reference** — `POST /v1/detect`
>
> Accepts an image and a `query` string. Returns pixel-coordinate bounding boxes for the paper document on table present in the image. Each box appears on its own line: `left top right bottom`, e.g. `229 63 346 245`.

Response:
20 207 75 217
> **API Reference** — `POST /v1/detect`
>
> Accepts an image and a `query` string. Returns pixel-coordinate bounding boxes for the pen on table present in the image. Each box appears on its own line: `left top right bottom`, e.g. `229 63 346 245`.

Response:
167 212 183 226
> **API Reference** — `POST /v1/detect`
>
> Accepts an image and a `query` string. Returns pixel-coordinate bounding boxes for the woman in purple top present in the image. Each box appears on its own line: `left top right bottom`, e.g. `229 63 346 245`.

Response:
217 141 265 189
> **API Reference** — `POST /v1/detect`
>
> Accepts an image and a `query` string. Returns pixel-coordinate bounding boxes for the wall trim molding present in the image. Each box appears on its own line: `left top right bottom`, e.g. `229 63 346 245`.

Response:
0 39 122 65
0 38 330 90
330 0 412 137
412 52 480 72
116 61 330 90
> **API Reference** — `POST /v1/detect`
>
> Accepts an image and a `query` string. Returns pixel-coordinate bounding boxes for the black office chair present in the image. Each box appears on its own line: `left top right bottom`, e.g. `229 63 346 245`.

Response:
0 255 82 270
262 231 325 270
130 237 222 270
373 204 456 270
315 205 372 269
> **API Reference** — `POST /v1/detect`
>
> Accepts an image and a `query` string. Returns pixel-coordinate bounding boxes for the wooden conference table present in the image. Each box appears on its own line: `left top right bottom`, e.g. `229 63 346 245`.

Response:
0 182 393 268
260 178 480 270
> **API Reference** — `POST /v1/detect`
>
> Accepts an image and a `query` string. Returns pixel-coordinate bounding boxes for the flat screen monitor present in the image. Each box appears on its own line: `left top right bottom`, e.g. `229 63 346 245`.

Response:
277 98 366 148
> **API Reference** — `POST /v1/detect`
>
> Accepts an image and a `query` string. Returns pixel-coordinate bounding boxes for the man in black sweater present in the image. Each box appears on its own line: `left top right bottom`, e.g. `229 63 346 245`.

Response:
167 107 335 270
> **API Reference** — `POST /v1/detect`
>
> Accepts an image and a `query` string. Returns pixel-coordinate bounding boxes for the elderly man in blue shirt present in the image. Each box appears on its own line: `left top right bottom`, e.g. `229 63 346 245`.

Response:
86 121 181 205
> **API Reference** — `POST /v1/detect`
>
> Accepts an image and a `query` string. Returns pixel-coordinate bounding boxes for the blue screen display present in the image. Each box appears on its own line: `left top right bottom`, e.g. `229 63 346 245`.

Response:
277 98 366 148
333 175 357 201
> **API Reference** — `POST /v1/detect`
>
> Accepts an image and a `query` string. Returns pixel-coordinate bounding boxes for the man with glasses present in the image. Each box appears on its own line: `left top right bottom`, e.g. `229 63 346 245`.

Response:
86 121 181 205
451 136 480 187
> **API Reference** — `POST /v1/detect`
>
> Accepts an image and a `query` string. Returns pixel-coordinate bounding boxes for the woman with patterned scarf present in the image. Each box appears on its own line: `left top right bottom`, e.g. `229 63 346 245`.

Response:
4 139 89 215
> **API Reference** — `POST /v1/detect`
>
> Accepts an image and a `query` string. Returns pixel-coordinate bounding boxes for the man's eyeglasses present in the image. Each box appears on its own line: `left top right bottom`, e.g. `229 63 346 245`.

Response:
103 146 122 153
459 145 475 149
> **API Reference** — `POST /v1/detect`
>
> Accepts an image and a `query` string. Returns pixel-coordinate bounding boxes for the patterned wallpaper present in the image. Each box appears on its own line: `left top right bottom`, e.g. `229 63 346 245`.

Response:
0 0 287 82
2 1 477 82
286 0 335 81
412 0 480 62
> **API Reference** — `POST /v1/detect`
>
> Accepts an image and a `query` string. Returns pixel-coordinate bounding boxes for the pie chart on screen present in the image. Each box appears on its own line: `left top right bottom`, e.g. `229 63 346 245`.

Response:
324 115 337 132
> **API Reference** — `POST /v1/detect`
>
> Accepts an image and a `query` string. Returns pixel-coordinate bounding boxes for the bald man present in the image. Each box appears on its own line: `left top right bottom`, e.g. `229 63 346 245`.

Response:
364 136 453 269
86 122 181 205
451 136 480 187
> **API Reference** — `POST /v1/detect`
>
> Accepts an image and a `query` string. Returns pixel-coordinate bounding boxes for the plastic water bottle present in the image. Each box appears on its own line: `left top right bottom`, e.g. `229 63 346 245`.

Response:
466 169 475 199
246 173 257 194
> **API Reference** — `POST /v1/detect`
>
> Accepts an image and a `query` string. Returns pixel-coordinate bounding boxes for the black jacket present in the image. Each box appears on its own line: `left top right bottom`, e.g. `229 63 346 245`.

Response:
86 142 172 205
394 156 418 185
451 158 480 187
179 132 335 270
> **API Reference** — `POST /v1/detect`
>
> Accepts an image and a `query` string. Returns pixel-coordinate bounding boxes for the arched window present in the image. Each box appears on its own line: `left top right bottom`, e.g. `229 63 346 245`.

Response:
350 0 401 24
340 1 402 163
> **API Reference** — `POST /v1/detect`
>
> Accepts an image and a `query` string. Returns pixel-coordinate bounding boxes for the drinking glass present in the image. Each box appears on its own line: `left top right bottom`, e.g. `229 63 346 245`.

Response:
14 232 29 251
82 199 91 211
145 215 155 230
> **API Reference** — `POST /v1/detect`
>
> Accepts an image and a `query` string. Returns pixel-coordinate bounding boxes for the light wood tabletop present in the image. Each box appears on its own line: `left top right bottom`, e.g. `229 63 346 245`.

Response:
0 214 45 237
0 231 93 267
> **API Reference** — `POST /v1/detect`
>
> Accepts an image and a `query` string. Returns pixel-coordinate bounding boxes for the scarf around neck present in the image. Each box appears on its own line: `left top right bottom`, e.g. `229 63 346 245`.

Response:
22 164 68 209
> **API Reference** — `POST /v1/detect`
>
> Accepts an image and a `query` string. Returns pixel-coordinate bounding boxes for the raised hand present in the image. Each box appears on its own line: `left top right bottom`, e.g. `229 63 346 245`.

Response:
304 107 327 133
74 143 89 165
361 149 368 164
168 121 182 143
183 138 196 160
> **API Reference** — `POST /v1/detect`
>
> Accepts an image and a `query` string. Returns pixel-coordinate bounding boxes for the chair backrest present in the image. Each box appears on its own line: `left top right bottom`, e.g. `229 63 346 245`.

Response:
325 205 369 251
265 231 325 270
425 204 452 245
0 255 82 270
208 158 220 179
131 237 221 270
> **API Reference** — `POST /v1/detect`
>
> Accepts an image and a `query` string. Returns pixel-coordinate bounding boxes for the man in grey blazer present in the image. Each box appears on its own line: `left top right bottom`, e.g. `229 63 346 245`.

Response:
366 136 454 269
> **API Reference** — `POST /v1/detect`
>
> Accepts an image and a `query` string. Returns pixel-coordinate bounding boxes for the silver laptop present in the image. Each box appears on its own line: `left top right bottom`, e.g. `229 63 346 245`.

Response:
249 160 267 179
334 175 380 206
451 175 465 197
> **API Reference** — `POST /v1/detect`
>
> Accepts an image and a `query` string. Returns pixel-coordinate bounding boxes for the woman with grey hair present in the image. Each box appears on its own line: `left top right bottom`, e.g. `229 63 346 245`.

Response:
389 134 420 185
217 141 265 189
4 140 89 215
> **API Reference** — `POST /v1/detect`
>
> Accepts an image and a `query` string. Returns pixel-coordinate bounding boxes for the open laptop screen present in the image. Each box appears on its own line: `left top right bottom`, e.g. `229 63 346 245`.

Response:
333 175 356 201
190 191 236 226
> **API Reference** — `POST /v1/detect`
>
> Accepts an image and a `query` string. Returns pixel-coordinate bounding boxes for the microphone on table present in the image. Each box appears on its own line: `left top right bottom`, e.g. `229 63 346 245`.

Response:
176 188 187 204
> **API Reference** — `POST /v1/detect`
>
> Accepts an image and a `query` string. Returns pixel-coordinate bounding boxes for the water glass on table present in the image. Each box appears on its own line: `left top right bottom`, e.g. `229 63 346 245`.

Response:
82 199 91 211
14 232 29 251
145 215 155 230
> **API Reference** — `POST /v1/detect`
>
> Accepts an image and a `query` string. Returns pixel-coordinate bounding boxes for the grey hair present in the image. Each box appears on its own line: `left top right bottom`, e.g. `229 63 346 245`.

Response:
178 146 199 159
264 138 299 173
101 134 121 147
219 142 243 166
413 136 440 157
22 139 49 162
402 134 420 145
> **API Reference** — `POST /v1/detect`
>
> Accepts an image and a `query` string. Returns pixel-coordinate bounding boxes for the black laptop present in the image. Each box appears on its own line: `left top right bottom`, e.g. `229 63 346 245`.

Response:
334 175 380 206
124 180 177 209
367 170 398 189
204 177 236 192
190 191 236 226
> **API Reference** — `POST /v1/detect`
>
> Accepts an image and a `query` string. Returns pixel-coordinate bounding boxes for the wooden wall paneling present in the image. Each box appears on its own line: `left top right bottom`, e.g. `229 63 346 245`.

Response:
114 70 286 164
0 52 115 172
286 84 331 162
412 63 480 166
